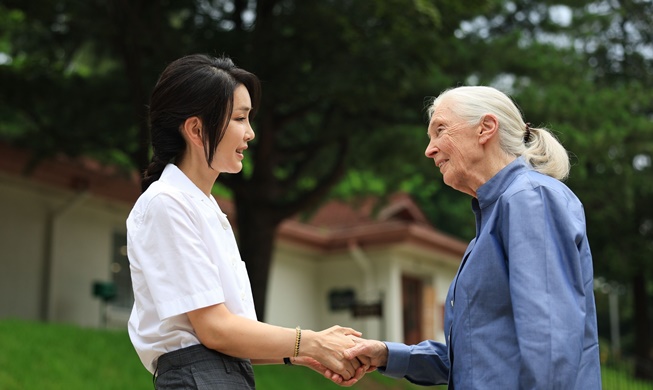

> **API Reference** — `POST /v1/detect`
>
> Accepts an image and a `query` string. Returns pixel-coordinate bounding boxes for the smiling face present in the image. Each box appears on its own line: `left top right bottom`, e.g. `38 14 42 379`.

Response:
424 98 483 197
212 84 255 174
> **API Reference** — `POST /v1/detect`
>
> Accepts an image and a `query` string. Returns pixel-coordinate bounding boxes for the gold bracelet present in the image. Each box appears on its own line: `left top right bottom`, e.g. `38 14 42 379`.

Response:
293 326 301 357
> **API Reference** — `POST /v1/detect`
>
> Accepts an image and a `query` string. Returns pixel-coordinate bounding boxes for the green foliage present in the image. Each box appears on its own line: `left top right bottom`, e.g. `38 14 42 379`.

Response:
0 319 437 390
0 0 496 318
0 319 646 389
1 0 651 366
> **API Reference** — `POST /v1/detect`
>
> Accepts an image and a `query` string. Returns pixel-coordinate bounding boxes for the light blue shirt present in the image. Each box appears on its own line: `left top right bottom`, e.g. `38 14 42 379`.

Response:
380 157 601 389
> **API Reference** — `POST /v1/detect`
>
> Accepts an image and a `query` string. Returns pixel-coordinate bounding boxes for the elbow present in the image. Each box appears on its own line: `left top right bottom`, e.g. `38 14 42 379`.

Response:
194 325 232 353
186 303 236 354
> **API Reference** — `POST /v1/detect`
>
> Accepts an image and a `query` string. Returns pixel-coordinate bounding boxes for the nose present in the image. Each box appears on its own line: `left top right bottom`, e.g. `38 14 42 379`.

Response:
245 124 255 141
425 139 438 159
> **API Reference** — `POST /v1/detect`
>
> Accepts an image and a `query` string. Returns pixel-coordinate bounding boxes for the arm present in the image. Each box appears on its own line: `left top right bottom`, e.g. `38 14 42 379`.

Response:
505 186 589 387
138 194 362 380
342 338 449 386
187 303 362 380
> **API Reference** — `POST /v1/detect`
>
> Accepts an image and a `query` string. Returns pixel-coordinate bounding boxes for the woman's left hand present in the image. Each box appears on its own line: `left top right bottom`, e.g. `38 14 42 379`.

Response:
292 356 367 387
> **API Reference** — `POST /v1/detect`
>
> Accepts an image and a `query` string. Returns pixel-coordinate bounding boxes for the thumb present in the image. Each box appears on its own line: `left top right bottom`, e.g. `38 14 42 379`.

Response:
343 343 364 360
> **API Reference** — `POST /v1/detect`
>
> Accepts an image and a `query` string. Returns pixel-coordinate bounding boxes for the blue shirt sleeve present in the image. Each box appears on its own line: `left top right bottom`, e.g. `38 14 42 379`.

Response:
379 340 449 386
503 184 590 387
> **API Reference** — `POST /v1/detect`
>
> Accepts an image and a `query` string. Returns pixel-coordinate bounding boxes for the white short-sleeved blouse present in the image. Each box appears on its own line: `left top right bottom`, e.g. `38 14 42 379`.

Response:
127 164 257 373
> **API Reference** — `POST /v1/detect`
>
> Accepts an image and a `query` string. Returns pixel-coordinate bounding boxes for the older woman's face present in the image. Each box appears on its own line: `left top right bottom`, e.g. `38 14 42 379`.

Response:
424 100 481 197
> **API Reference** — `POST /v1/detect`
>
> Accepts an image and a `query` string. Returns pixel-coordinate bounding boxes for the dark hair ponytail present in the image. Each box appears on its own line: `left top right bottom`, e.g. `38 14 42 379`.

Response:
141 54 261 192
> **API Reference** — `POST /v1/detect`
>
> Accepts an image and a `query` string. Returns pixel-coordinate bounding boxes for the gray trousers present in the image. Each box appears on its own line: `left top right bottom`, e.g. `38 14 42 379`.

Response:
154 344 255 389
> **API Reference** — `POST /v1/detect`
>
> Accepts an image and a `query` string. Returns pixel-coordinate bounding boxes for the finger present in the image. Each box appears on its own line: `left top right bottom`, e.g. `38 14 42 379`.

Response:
339 377 359 387
343 343 365 360
355 354 372 366
331 373 344 383
325 370 343 384
353 365 367 381
339 327 362 337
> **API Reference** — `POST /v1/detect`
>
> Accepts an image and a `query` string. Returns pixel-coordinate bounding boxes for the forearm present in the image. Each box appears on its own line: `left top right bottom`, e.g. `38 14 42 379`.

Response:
187 302 359 372
251 358 286 365
188 304 303 359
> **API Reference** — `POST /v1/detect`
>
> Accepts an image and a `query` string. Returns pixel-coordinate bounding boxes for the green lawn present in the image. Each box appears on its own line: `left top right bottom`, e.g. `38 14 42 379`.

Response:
0 319 428 389
0 319 650 389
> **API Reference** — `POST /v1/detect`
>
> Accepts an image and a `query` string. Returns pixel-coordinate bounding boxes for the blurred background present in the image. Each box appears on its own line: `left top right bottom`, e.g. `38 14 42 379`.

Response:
0 0 652 388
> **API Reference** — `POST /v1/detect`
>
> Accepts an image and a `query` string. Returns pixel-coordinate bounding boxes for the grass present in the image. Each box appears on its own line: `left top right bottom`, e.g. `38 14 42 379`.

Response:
0 319 428 390
0 319 650 389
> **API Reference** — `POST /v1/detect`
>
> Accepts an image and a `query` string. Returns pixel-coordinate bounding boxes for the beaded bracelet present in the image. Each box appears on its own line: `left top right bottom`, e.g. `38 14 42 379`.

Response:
293 326 302 357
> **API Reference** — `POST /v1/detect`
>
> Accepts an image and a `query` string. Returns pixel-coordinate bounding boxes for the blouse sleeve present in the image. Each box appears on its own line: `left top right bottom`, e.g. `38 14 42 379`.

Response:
129 192 225 320
503 184 589 388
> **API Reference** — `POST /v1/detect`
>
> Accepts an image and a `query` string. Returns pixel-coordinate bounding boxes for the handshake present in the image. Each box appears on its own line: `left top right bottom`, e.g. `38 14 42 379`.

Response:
289 325 388 387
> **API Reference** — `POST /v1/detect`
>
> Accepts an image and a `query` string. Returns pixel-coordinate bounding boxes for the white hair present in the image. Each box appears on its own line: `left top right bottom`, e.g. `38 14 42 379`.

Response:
428 86 570 181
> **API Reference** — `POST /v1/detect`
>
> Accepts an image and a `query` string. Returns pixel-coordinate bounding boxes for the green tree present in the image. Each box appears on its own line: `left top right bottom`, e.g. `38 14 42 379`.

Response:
453 0 653 377
0 0 494 319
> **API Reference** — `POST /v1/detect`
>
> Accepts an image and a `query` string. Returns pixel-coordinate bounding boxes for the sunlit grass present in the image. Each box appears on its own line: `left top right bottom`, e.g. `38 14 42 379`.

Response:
0 319 649 389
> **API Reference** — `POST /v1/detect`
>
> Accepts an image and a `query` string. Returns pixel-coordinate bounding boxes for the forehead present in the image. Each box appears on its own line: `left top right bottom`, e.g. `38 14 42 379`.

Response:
428 99 458 127
233 84 252 108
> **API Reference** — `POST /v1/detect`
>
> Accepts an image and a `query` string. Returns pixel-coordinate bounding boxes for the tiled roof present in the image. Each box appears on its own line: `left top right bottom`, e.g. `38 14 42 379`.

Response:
0 142 466 258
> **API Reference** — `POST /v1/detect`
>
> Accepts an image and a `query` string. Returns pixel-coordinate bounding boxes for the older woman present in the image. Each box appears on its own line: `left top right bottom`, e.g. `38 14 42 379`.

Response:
339 86 601 389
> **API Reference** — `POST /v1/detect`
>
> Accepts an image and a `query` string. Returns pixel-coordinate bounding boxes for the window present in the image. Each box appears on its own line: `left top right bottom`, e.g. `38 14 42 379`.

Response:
402 275 423 345
110 232 133 309
402 274 436 344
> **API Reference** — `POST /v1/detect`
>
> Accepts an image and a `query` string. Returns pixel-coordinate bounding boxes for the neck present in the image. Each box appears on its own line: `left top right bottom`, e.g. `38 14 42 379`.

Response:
176 155 219 197
468 152 516 198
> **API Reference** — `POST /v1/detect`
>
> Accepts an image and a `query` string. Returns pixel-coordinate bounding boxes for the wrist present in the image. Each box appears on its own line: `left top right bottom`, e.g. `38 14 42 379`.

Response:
296 329 316 357
293 326 302 357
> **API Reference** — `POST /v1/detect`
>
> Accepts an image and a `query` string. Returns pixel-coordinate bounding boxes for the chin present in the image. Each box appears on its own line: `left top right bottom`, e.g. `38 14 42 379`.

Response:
227 164 243 174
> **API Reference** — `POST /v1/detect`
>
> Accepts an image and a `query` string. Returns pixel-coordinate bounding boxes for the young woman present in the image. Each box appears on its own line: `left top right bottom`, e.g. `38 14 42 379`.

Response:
127 54 363 389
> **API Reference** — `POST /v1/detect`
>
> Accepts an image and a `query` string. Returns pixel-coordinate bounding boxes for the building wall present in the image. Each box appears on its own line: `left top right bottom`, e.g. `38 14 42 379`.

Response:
265 241 461 345
49 203 128 327
1 170 463 346
265 241 322 330
0 174 130 327
0 175 50 320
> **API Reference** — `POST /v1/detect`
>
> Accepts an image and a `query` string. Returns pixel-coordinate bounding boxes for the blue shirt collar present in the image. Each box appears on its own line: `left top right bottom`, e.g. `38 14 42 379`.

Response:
475 157 531 209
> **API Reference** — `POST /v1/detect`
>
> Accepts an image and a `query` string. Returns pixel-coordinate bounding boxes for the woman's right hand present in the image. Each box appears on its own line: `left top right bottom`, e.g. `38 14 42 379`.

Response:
301 325 363 380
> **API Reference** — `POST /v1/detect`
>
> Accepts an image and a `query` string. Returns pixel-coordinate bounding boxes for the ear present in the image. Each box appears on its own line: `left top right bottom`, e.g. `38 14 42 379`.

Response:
180 117 204 147
478 114 499 145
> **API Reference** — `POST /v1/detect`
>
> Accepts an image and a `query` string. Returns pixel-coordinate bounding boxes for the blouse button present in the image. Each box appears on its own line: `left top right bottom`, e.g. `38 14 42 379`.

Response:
450 299 454 307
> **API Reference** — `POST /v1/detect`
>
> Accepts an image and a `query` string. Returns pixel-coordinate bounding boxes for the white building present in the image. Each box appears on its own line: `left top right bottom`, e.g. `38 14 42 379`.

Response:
0 142 466 344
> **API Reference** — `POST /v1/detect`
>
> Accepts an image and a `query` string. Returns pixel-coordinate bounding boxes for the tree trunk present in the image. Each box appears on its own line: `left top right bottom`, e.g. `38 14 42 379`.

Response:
633 273 653 380
234 196 281 321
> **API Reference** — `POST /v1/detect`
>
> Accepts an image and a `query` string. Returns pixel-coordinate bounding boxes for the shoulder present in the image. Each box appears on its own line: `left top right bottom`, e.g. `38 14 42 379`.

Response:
128 181 195 228
505 170 578 201
500 171 585 221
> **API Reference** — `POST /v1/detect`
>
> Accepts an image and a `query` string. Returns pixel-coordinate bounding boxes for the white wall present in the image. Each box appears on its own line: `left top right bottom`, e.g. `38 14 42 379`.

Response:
0 174 130 327
1 171 464 342
0 176 50 320
49 202 128 327
265 241 321 330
